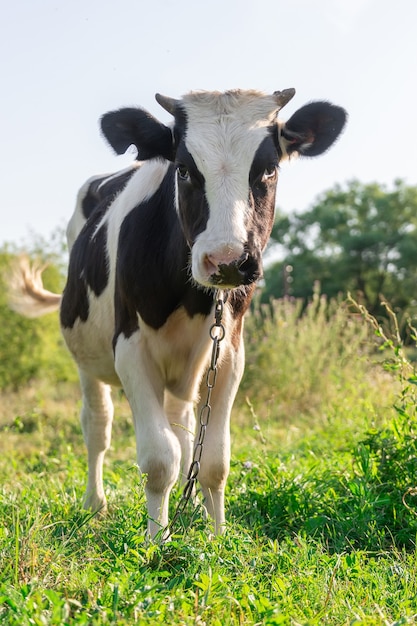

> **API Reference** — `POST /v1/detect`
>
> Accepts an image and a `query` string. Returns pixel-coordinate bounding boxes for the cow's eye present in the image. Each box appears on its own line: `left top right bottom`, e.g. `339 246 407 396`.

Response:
262 165 277 181
177 165 190 181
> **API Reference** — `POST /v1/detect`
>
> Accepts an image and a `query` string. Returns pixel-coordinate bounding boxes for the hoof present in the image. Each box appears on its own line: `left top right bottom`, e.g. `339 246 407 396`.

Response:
83 493 108 517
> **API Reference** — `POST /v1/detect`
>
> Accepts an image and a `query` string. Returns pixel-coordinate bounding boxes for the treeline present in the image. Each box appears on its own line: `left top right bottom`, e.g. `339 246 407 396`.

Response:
263 179 417 326
1 178 416 389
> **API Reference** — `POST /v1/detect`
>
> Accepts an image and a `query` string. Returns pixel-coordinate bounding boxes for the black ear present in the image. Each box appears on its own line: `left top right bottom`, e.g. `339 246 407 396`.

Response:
100 107 174 161
280 102 347 157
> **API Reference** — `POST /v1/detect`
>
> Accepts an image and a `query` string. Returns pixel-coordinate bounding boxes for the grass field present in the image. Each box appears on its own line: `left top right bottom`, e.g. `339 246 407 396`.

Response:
1 295 417 624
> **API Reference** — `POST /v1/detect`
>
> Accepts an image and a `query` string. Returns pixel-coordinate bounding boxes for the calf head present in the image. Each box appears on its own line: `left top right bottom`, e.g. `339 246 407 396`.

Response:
101 89 346 289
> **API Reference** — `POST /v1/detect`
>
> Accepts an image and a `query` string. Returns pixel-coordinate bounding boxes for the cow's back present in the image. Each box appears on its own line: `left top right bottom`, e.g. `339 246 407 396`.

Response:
66 164 141 250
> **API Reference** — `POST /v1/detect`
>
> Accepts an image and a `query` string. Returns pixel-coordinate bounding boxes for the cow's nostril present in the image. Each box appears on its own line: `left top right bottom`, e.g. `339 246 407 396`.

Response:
204 254 219 277
237 253 249 268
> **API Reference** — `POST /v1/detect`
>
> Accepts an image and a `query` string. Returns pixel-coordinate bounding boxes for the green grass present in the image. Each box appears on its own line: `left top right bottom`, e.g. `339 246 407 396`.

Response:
1 296 417 624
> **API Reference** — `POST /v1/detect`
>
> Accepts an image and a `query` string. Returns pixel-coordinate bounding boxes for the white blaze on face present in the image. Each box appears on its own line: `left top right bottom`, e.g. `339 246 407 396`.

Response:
181 91 280 286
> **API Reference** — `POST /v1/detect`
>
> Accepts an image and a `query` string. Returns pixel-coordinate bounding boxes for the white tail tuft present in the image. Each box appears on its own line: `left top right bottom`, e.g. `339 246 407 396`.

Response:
8 256 62 318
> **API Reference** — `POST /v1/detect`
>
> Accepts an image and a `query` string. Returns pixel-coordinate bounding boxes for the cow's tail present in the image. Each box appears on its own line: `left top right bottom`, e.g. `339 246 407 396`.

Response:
8 256 62 318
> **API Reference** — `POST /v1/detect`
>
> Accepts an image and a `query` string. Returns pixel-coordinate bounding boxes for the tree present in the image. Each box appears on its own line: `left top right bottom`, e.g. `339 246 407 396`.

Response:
263 180 417 320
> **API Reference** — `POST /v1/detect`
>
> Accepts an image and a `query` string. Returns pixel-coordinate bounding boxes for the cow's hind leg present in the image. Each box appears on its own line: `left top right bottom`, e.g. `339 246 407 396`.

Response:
79 369 114 514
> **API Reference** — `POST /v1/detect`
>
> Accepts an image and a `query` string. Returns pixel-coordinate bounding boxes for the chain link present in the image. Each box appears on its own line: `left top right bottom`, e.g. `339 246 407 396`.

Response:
161 290 227 541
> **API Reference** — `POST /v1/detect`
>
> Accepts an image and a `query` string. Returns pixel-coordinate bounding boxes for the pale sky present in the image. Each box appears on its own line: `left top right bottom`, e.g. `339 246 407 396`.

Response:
1 0 416 247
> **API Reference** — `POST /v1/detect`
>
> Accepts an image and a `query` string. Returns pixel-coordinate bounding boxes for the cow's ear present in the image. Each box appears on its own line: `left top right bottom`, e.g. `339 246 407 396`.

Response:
100 108 174 161
279 102 347 158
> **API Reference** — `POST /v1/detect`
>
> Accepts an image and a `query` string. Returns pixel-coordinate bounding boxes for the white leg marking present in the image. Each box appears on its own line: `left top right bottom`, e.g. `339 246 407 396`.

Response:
79 369 114 514
114 332 181 538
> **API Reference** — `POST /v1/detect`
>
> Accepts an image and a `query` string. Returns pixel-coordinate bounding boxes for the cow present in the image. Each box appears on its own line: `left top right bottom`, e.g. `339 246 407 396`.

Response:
11 88 346 538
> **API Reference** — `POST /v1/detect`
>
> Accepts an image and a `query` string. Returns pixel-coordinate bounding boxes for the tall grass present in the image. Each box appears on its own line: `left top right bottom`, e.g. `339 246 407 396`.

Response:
237 289 397 448
1 294 417 624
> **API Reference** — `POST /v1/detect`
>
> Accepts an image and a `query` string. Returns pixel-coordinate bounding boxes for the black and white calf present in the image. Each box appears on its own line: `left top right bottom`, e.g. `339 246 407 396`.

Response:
13 89 346 537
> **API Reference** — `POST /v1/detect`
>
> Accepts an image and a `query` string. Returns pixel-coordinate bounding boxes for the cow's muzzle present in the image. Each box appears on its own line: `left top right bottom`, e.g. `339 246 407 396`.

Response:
210 253 262 288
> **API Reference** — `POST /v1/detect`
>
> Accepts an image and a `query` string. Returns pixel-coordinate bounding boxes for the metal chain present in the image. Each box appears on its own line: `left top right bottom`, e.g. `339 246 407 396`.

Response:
161 290 227 541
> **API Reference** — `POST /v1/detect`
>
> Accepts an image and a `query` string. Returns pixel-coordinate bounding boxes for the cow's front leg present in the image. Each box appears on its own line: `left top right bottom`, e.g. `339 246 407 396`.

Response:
197 336 245 534
114 332 181 538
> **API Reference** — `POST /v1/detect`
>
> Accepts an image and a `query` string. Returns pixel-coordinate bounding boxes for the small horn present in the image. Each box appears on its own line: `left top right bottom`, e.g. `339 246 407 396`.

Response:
155 93 180 115
273 88 296 109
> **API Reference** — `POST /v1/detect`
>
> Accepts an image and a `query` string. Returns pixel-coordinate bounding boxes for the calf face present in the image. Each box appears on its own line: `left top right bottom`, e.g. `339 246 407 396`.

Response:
100 90 346 289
